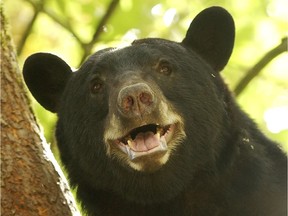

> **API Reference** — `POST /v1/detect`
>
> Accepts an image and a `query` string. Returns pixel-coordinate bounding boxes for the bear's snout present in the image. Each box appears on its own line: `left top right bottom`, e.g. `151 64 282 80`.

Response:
117 83 156 118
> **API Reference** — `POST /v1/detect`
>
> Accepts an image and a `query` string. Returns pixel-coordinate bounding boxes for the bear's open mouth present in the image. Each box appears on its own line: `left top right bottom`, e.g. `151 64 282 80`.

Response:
115 124 174 160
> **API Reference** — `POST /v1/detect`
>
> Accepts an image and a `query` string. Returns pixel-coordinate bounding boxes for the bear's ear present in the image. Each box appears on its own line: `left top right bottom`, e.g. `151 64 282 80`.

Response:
23 53 72 113
182 6 235 72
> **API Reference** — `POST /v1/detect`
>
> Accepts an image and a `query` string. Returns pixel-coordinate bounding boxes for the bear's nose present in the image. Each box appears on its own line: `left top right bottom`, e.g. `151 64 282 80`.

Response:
118 83 156 117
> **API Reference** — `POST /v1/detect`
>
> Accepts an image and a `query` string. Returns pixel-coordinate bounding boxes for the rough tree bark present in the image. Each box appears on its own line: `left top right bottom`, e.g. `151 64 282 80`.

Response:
1 5 81 216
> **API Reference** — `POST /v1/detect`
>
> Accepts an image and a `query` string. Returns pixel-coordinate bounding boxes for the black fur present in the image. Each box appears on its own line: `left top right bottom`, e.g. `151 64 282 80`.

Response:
23 7 287 216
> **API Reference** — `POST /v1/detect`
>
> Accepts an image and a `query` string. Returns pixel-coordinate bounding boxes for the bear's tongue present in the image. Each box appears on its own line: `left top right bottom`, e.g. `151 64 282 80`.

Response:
123 131 168 160
127 131 161 152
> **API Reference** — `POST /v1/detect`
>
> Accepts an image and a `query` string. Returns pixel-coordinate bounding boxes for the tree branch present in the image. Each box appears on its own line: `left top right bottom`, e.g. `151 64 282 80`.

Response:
17 2 43 55
80 0 120 64
25 0 83 45
24 0 120 66
234 37 288 97
44 8 83 44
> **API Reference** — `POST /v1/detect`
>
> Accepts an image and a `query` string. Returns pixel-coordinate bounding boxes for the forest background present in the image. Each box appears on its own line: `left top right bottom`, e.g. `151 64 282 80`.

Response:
4 0 288 153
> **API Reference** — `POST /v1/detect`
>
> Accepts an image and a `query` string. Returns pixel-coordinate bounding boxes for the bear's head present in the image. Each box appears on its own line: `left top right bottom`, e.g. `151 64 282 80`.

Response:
23 6 235 203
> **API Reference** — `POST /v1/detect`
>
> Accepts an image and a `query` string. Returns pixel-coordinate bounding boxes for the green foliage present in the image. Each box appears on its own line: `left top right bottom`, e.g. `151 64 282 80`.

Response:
5 0 288 151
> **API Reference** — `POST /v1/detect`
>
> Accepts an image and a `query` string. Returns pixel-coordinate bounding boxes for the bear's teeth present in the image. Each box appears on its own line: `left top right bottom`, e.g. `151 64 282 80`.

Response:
127 139 134 148
124 145 134 159
122 135 132 145
156 126 164 135
120 124 171 146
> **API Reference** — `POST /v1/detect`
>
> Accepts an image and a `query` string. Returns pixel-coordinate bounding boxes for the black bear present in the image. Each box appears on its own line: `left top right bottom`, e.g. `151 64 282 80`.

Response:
23 6 287 216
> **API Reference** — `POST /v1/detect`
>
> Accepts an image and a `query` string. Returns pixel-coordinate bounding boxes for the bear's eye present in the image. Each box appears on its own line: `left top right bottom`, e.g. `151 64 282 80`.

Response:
157 60 172 75
90 79 104 94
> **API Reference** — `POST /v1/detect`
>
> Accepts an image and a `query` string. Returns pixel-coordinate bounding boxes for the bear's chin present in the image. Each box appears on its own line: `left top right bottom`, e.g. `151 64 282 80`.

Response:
127 150 170 173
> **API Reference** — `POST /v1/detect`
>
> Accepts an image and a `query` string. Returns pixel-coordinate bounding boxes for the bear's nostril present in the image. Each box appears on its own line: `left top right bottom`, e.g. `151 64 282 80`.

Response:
123 96 134 111
139 92 153 106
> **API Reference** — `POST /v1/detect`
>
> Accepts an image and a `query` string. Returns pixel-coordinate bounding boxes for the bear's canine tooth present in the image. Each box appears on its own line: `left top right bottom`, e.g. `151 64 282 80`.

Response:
156 126 164 134
160 136 168 149
127 139 133 148
122 135 132 145
125 145 136 160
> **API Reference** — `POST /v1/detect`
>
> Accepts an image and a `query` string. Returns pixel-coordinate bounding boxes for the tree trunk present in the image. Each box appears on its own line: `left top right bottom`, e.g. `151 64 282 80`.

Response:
1 5 81 216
